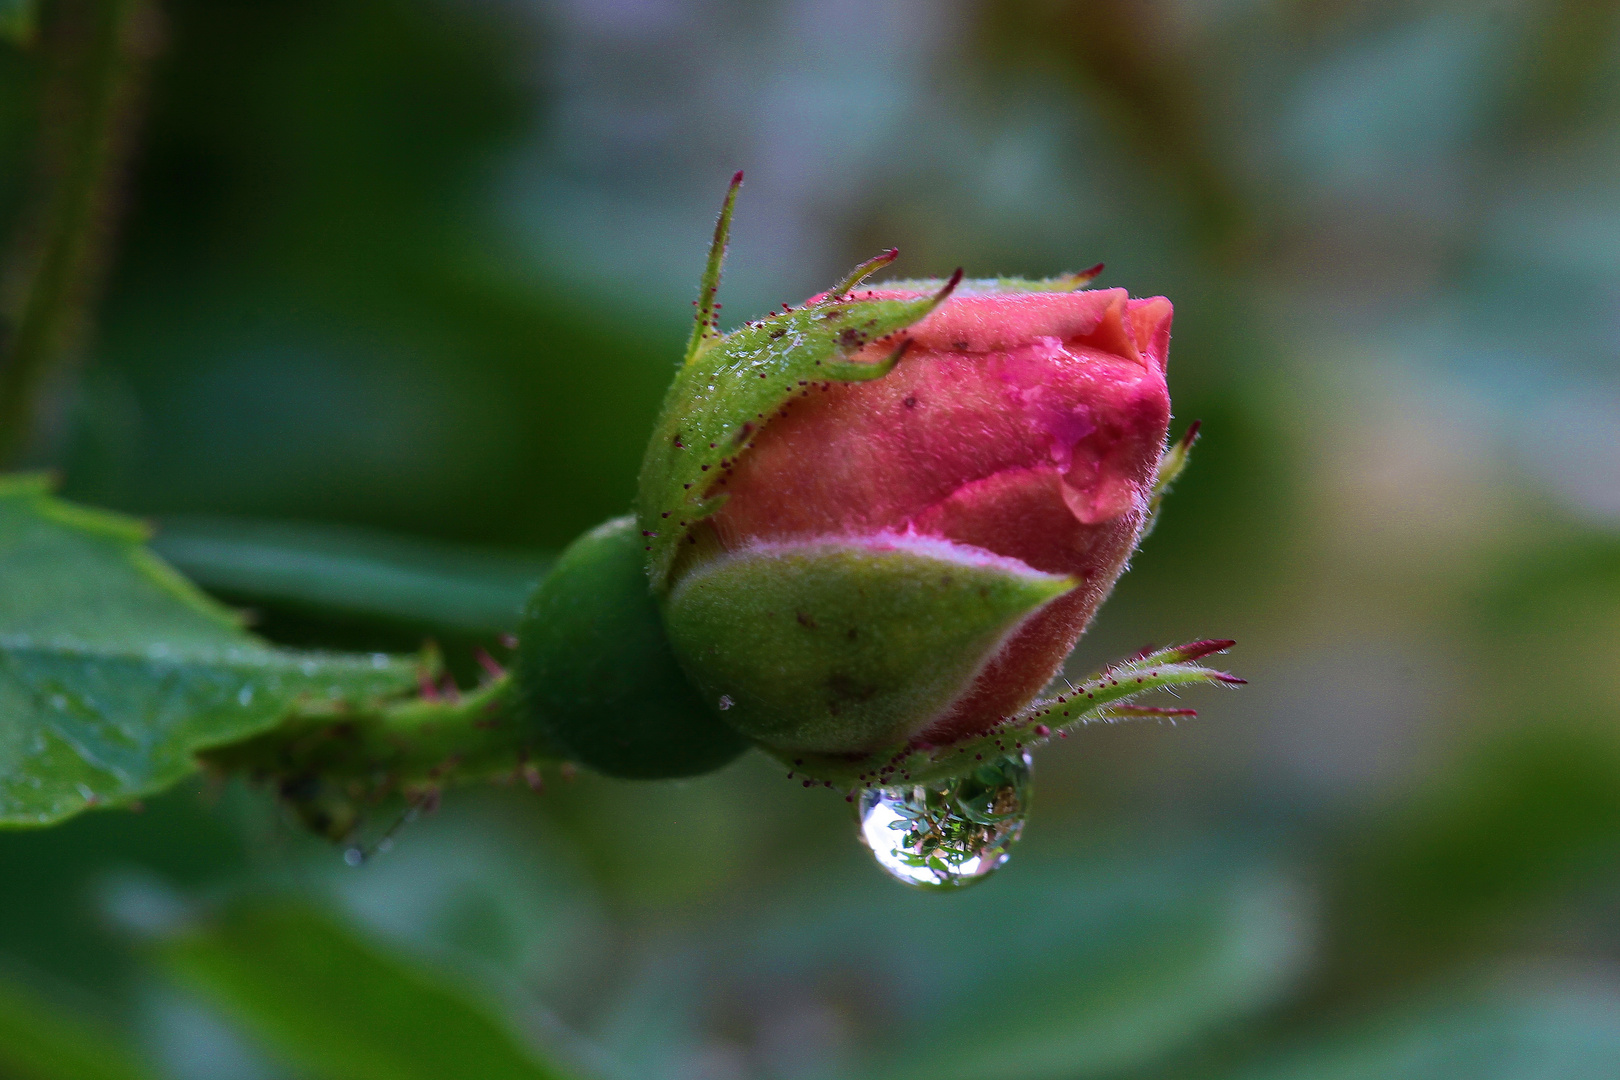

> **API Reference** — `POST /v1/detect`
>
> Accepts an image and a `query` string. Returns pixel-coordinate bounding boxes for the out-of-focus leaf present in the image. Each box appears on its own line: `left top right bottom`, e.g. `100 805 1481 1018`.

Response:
596 849 1310 1080
0 475 418 827
0 0 33 45
1226 979 1620 1080
0 975 159 1080
152 515 550 636
1327 725 1620 983
158 901 572 1080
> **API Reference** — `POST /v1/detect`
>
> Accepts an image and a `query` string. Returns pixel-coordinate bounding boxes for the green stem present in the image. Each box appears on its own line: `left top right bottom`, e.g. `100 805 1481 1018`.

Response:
200 673 560 840
0 0 155 466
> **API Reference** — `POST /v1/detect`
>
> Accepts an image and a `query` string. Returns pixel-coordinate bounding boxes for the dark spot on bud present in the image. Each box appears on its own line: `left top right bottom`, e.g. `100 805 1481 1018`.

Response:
700 464 709 471
796 611 819 629
846 627 858 641
904 396 917 408
953 340 969 350
769 329 785 340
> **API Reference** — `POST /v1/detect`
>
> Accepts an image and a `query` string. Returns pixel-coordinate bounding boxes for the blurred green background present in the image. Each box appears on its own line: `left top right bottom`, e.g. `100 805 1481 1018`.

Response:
4 0 1620 1077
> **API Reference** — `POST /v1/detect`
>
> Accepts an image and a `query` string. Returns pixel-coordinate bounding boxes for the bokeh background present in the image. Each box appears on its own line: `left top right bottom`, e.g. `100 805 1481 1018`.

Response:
4 0 1620 1077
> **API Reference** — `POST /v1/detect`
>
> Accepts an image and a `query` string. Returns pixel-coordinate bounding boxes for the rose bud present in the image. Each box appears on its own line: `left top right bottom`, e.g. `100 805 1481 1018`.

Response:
649 274 1172 760
633 178 1179 770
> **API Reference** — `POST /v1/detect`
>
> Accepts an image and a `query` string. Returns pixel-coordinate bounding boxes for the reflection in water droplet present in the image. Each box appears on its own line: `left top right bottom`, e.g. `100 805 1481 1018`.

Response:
857 753 1031 889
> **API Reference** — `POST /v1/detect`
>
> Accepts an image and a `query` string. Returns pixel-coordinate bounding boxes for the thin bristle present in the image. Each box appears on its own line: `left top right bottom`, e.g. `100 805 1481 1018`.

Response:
1173 639 1236 662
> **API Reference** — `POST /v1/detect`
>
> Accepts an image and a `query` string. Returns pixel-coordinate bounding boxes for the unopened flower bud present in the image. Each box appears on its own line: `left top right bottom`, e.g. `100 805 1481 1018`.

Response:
520 176 1207 785
688 280 1173 753
638 183 1173 765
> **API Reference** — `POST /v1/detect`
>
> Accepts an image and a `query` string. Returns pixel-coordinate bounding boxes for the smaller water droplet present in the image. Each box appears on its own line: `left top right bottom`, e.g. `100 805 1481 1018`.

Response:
343 847 366 867
717 694 733 711
857 752 1031 890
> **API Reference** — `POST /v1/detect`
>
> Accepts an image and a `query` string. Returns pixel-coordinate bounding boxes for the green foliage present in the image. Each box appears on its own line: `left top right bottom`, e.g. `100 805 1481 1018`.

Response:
0 975 158 1080
600 850 1309 1080
1225 985 1620 1080
1328 724 1620 984
664 536 1075 756
0 0 33 45
157 901 571 1080
517 515 747 779
0 475 418 827
151 515 549 638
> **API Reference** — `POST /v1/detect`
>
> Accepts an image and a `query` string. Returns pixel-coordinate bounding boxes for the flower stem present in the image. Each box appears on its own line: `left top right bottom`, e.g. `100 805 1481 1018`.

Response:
199 674 559 838
0 0 156 466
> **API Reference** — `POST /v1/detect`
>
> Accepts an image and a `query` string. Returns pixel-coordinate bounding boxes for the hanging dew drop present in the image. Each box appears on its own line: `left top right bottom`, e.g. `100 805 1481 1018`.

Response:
857 752 1031 889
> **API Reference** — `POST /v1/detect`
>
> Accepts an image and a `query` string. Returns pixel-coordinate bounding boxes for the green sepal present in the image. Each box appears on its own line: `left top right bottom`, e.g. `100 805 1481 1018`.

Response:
787 641 1242 786
640 179 960 592
639 283 956 591
516 516 749 779
1143 420 1200 539
662 536 1077 757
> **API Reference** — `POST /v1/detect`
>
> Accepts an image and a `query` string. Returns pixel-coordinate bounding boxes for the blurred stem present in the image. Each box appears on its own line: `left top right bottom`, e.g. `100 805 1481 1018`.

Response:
199 674 559 838
0 0 156 467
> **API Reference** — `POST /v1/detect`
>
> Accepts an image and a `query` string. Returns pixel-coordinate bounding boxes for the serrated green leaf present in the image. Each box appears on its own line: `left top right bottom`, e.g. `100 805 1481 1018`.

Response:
158 902 572 1080
638 287 953 591
0 975 159 1080
0 475 418 827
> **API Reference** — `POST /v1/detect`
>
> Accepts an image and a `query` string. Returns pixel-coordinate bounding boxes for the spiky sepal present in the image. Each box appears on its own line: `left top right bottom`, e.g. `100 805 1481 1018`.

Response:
776 640 1242 790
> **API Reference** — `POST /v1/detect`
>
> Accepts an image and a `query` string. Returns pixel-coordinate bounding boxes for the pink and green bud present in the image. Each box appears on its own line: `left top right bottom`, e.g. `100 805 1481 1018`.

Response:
691 280 1173 751
636 179 1176 764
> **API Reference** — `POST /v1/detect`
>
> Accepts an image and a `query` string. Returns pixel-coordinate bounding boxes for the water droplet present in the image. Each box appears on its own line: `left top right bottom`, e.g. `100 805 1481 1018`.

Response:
343 847 366 867
857 752 1031 890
